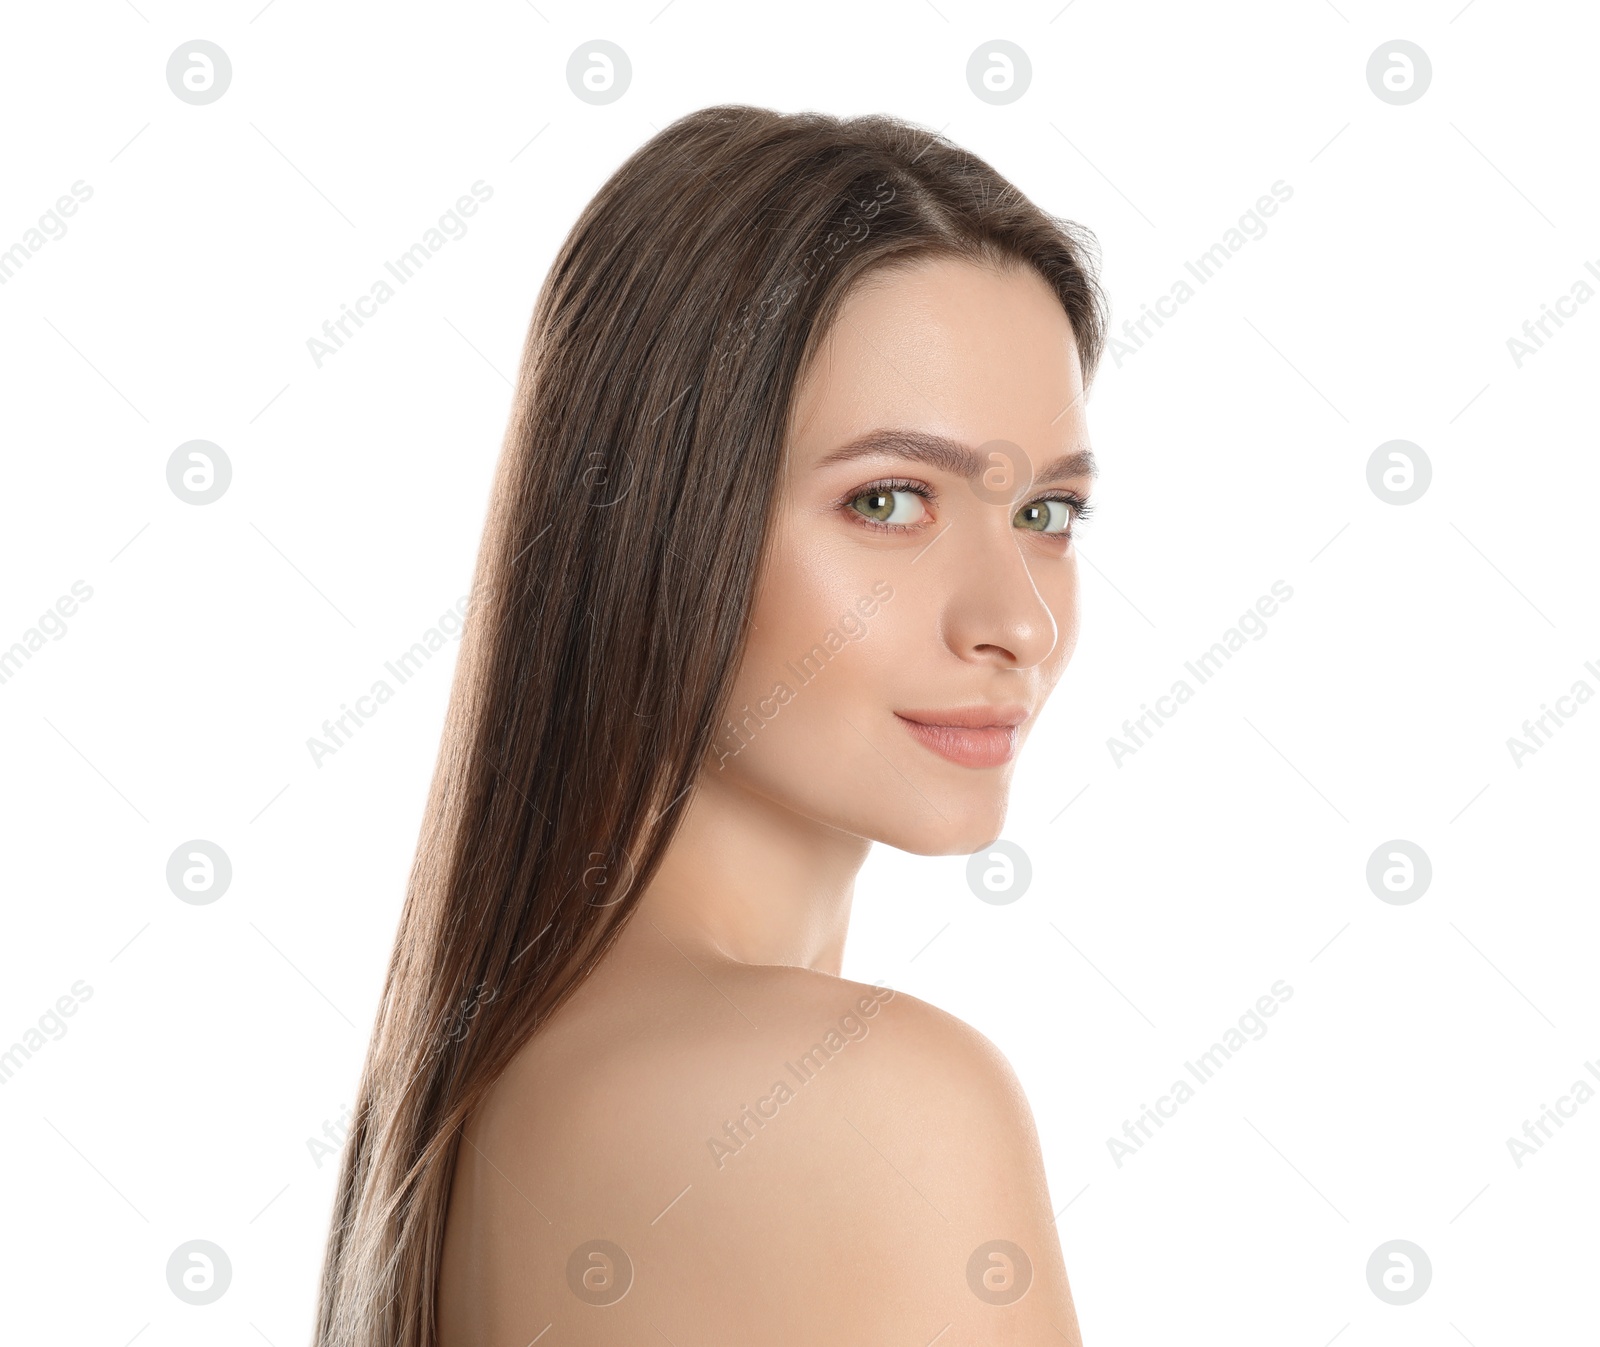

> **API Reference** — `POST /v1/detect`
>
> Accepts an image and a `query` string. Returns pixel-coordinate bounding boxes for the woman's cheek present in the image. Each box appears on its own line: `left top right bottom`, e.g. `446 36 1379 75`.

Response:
1042 564 1081 680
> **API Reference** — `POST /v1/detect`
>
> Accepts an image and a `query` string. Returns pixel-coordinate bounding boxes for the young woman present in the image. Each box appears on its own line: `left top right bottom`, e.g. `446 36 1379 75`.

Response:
314 104 1108 1346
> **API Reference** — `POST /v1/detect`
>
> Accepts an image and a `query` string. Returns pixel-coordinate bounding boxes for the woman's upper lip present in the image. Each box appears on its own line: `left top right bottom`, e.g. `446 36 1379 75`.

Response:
894 705 1030 729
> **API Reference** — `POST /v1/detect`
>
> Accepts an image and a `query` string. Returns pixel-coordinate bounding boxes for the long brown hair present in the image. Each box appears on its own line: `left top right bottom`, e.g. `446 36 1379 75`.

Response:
312 103 1109 1346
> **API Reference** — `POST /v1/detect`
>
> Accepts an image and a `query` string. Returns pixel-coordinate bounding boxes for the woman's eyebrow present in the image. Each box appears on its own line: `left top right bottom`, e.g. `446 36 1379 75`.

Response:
814 427 1096 484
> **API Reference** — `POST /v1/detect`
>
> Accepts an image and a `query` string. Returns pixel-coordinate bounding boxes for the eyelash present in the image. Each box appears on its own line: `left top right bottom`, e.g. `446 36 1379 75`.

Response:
841 477 1096 538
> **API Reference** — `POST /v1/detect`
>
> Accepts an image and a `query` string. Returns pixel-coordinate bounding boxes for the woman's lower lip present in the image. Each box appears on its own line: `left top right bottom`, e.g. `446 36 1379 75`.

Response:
895 716 1017 768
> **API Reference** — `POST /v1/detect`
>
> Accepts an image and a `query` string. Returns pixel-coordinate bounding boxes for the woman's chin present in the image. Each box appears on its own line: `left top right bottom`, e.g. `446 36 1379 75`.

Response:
871 792 1013 858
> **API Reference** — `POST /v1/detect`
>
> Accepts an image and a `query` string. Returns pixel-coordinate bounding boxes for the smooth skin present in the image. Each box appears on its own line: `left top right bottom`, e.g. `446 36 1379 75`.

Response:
438 254 1097 1345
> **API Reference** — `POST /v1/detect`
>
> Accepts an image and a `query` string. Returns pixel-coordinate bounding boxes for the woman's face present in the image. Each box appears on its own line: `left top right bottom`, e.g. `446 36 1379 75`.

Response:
712 254 1095 855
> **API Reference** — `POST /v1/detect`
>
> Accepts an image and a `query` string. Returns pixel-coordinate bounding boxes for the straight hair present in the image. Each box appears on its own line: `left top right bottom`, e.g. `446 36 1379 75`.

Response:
313 103 1109 1346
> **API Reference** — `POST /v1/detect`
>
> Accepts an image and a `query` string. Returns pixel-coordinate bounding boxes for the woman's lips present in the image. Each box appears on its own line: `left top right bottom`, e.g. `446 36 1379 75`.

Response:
894 712 1022 768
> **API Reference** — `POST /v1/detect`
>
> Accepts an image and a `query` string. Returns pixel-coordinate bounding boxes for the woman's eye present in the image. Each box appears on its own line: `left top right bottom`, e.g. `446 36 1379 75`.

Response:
1014 497 1076 535
849 488 929 527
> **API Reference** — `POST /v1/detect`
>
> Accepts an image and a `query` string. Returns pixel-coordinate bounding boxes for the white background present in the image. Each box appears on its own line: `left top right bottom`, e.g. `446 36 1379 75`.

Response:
2 1 1595 1343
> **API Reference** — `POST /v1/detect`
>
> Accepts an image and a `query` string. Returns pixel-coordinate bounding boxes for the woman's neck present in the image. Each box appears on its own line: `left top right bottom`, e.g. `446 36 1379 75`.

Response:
625 766 870 974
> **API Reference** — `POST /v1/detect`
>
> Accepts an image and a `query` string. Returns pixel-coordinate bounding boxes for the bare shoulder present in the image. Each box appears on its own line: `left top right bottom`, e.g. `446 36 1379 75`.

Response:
440 957 1082 1346
714 963 1051 1187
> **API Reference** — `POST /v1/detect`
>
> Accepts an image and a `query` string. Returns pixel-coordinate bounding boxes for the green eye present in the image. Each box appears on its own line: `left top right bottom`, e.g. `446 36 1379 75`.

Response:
850 487 930 526
1014 497 1076 534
